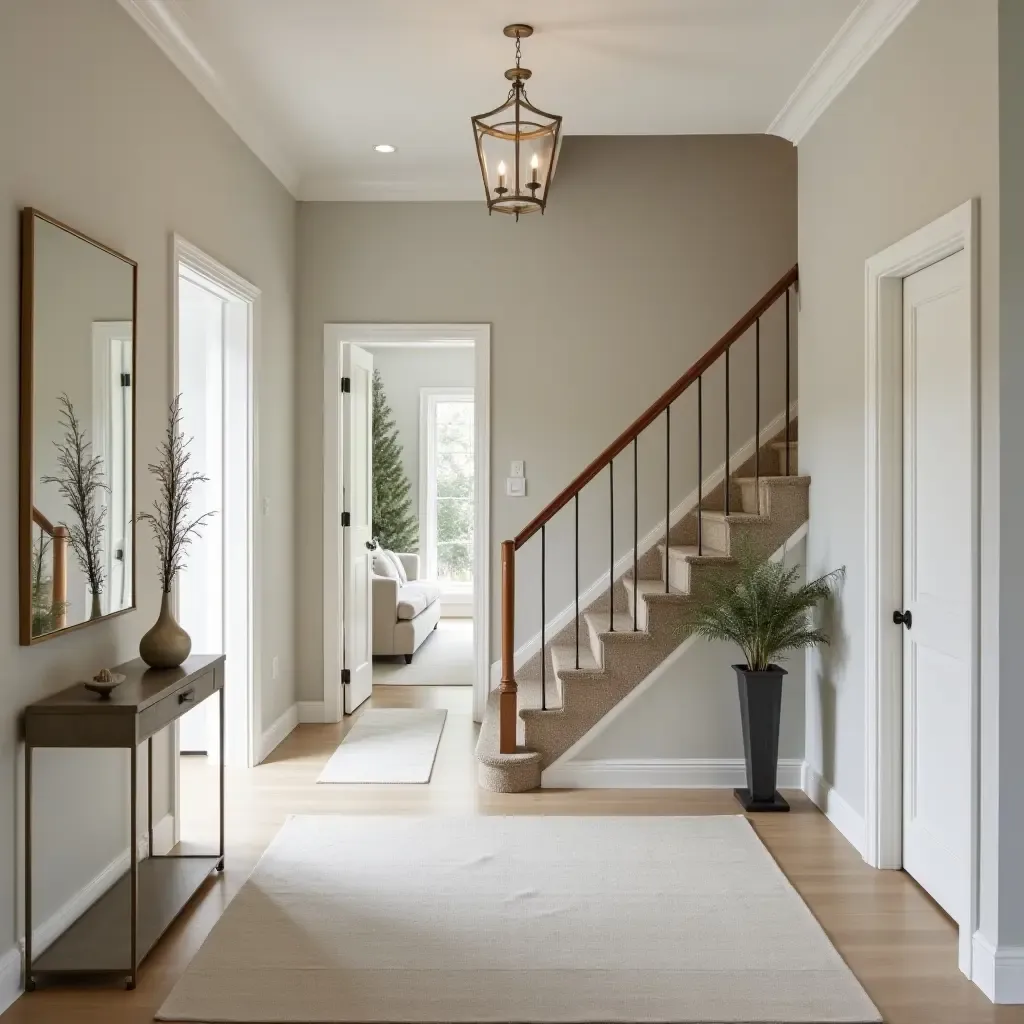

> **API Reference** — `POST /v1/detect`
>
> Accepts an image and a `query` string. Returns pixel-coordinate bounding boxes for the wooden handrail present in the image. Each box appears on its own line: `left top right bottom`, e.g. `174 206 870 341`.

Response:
513 264 799 550
32 506 55 536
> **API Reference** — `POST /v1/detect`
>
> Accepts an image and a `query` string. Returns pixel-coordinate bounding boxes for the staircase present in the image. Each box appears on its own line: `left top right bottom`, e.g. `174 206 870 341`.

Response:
476 267 808 793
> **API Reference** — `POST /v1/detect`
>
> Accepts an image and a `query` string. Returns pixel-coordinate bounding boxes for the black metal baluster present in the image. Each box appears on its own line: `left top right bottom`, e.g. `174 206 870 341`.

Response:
665 405 670 593
633 437 639 630
697 375 703 555
574 492 580 670
755 317 761 515
724 346 730 516
785 288 791 476
541 524 546 710
609 460 615 632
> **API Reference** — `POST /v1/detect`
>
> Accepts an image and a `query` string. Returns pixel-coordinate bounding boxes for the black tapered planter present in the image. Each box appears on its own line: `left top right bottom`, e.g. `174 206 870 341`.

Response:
734 664 789 812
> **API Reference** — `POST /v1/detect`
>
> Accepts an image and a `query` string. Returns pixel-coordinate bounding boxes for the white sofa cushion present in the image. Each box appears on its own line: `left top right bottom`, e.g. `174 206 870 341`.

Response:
396 580 442 620
385 548 409 583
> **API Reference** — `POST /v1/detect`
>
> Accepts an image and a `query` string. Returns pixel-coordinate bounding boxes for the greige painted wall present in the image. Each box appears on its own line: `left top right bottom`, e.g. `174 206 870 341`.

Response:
369 345 476 536
798 0 1000 932
0 0 296 961
297 135 798 701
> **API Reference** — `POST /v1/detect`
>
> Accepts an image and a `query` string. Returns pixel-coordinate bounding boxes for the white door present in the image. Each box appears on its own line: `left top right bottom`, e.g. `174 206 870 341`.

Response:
342 344 374 713
901 250 971 924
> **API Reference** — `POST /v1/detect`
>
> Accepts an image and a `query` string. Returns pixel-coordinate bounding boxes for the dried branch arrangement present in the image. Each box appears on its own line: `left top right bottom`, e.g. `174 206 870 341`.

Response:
137 395 216 594
41 393 107 602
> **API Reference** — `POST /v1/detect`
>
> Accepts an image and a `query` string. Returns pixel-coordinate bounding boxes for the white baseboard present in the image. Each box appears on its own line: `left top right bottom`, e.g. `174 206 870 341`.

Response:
543 757 804 790
259 703 298 762
0 944 20 1016
973 933 1024 1003
490 402 800 686
297 701 326 723
802 763 865 856
0 814 177 1014
150 812 175 857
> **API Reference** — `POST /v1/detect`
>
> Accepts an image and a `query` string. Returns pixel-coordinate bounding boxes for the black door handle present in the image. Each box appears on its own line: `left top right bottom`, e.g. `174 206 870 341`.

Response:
893 609 913 629
365 541 375 550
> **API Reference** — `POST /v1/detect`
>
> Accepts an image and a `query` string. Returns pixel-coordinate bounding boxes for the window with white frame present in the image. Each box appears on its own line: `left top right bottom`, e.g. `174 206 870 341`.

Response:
420 388 474 593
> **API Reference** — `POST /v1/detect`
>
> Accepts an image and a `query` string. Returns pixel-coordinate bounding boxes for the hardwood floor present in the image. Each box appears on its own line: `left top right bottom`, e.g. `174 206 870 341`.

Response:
2 683 1019 1023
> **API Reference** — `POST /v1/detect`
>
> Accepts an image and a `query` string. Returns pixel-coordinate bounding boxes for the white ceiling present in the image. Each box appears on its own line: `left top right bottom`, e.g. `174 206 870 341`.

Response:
121 0 915 200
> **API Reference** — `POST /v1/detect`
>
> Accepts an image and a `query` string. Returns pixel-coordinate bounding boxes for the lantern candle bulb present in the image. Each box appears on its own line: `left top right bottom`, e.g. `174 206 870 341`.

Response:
531 153 539 184
497 160 507 192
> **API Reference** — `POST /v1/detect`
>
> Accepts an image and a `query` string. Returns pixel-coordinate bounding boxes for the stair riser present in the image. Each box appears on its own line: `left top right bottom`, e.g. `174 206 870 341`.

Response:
587 619 603 666
774 446 798 475
699 515 730 551
737 479 761 514
665 553 691 593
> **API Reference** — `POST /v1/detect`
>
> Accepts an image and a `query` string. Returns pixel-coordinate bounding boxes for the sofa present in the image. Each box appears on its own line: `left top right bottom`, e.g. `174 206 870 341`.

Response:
371 551 442 662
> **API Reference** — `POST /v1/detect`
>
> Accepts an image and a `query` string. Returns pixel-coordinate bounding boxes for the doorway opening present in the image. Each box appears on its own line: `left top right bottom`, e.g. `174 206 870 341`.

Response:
863 200 979 979
322 326 491 722
172 238 260 844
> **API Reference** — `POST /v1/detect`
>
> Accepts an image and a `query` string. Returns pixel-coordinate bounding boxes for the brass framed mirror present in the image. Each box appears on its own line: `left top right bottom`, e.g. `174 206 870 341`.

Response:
20 209 138 644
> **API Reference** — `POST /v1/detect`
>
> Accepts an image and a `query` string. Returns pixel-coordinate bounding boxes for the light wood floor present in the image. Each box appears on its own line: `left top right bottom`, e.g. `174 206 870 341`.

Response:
3 684 1019 1024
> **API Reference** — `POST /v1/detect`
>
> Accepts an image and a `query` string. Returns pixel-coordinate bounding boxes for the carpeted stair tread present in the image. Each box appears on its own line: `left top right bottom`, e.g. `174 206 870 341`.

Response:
660 542 731 561
551 643 601 675
623 577 686 598
583 610 636 635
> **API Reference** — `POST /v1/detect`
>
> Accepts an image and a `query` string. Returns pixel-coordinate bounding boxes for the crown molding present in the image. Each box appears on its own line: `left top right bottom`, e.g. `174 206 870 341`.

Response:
114 0 300 195
767 0 920 144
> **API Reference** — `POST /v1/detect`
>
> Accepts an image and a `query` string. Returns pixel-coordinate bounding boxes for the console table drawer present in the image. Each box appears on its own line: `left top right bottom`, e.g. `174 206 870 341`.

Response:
138 668 217 741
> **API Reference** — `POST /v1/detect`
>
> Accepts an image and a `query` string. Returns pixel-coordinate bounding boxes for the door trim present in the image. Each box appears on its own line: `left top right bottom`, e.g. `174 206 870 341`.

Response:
863 199 979 975
322 325 491 723
171 234 261 801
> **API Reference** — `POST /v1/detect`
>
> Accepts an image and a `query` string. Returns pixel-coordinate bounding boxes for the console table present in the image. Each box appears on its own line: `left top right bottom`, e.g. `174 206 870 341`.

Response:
23 654 225 991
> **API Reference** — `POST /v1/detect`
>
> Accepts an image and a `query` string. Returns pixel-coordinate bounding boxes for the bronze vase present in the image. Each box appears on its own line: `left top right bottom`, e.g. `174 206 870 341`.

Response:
139 591 191 670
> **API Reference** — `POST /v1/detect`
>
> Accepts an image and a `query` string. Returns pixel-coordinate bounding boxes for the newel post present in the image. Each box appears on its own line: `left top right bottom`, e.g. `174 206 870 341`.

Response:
499 540 518 753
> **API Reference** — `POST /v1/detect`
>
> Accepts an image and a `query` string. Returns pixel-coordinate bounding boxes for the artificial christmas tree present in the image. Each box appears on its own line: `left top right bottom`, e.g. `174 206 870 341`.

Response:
372 369 418 552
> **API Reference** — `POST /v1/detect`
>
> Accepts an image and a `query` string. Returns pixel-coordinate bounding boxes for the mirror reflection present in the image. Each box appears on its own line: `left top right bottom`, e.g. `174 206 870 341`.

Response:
23 211 136 642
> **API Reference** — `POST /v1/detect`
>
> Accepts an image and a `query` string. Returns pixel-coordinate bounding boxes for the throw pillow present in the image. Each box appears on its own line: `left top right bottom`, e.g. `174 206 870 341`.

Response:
385 549 409 584
372 547 399 580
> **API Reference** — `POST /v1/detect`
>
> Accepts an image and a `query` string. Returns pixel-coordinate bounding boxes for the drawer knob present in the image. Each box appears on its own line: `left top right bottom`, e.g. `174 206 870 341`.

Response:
178 689 196 704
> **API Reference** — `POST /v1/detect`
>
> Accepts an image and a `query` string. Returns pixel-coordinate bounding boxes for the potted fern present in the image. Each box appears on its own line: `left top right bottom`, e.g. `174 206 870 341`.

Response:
692 550 844 812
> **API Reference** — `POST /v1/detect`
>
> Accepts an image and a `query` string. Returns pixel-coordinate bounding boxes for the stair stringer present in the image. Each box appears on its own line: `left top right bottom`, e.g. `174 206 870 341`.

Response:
541 521 809 786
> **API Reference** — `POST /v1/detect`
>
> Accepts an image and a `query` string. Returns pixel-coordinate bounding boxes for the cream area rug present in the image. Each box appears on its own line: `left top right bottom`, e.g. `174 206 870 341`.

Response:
158 815 880 1023
316 709 446 784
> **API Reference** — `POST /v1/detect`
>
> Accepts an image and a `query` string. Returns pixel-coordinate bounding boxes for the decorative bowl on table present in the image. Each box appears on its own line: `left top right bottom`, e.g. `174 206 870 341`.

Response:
83 668 126 700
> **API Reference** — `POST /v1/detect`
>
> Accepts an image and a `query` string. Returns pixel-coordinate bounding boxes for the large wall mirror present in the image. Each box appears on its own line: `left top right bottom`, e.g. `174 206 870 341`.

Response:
20 209 137 644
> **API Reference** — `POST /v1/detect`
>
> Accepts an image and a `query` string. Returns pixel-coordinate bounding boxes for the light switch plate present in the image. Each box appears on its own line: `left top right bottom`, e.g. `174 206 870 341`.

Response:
507 477 527 497
510 460 525 478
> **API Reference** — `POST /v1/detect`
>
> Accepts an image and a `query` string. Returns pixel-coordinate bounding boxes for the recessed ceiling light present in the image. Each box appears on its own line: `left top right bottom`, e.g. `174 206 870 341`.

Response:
374 144 396 154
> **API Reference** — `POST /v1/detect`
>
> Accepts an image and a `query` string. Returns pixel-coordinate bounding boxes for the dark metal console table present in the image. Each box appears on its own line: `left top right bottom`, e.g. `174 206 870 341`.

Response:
23 654 225 991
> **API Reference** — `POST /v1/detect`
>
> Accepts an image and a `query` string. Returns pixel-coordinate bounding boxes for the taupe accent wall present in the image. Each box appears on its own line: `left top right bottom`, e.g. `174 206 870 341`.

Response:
297 135 798 700
0 0 296 957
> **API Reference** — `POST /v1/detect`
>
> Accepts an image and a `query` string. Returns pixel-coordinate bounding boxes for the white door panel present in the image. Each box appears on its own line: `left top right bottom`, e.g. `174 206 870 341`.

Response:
902 250 970 924
343 344 374 713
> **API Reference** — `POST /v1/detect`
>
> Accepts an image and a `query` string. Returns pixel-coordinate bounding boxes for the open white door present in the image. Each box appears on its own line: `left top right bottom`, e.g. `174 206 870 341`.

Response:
342 344 374 713
900 250 971 926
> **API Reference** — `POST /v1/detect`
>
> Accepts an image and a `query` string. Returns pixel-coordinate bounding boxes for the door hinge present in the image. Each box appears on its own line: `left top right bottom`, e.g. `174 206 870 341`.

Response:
340 377 351 393
340 511 351 527
341 669 351 684
120 372 131 387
